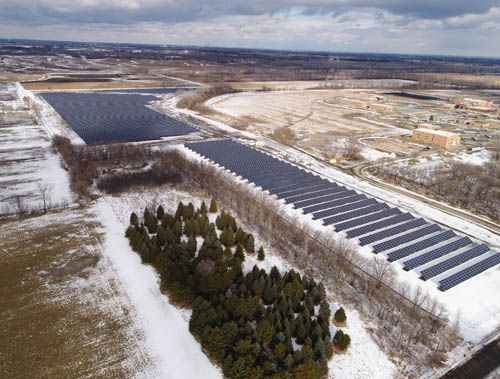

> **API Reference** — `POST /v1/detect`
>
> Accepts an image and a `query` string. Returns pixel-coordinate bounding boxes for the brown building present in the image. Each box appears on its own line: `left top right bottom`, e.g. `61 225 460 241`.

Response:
412 128 460 149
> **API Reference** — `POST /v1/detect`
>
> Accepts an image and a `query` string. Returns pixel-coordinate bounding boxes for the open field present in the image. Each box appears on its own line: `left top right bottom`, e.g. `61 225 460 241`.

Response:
22 79 182 91
0 208 152 378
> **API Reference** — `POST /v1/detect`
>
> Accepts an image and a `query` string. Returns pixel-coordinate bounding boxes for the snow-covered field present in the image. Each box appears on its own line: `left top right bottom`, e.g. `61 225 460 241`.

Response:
0 84 73 214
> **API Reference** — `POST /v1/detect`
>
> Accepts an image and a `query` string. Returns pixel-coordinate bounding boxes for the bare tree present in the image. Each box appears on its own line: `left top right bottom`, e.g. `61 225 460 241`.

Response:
14 195 28 217
37 181 54 212
343 137 361 160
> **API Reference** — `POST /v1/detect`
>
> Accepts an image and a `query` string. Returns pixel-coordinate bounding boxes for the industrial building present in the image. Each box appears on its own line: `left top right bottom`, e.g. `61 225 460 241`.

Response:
412 128 460 149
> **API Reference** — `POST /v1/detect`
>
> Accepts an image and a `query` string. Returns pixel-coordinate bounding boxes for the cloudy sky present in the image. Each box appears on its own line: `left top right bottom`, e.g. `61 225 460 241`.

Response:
0 1 499 57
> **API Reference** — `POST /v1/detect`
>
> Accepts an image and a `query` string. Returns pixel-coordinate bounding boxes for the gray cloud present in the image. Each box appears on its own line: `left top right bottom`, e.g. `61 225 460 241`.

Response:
0 0 499 26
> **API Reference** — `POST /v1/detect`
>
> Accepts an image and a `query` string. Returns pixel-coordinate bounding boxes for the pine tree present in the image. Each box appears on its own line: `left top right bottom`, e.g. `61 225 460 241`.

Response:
258 246 265 261
130 212 139 226
245 234 255 252
234 245 245 261
175 201 184 219
192 219 201 236
256 320 274 347
156 205 164 220
173 220 183 236
283 354 294 369
333 330 350 351
187 236 197 254
236 227 245 245
209 198 217 213
225 227 235 247
157 226 167 246
252 277 264 297
206 327 226 361
273 343 287 362
200 201 207 215
334 307 346 324
263 281 278 305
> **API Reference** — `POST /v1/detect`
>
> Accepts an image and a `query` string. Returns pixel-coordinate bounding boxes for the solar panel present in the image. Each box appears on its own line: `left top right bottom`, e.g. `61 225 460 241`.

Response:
358 218 426 246
272 179 328 196
298 191 360 212
278 182 337 199
420 244 489 280
403 236 472 271
313 198 377 219
438 252 500 291
323 203 389 225
347 213 414 239
387 230 456 262
372 224 441 253
334 208 402 232
285 186 344 204
42 92 196 143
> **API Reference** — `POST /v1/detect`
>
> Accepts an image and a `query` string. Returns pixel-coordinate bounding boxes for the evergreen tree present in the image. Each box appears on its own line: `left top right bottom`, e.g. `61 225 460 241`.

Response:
140 242 152 263
245 234 255 252
192 219 201 236
258 246 265 261
234 245 245 261
157 226 167 246
156 205 165 220
175 201 184 219
173 220 183 236
251 277 264 297
225 227 235 247
292 359 317 379
263 281 278 305
283 354 294 369
273 343 287 362
333 330 350 351
235 227 245 245
256 320 275 347
206 327 226 361
200 201 207 215
209 198 217 213
130 212 139 226
334 307 346 324
187 236 197 254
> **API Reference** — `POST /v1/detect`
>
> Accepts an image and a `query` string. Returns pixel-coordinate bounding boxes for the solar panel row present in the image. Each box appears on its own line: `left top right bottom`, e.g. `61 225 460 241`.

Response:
358 218 426 246
373 224 441 253
184 139 498 290
420 244 489 280
347 212 414 239
403 236 472 271
439 253 500 290
334 208 402 232
387 229 456 262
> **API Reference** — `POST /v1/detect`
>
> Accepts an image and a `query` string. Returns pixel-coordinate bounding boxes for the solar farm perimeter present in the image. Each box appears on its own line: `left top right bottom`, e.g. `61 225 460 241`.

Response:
41 92 196 144
185 139 500 292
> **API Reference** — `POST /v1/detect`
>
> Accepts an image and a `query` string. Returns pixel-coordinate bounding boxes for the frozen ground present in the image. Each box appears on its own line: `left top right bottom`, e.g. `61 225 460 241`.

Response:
0 84 73 214
96 194 222 379
99 187 397 378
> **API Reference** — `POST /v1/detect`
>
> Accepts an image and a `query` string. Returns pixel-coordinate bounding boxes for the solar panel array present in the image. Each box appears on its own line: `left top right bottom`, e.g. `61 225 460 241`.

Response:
42 92 197 144
185 139 500 290
403 237 472 271
387 230 456 262
420 244 489 280
438 253 500 290
358 218 425 246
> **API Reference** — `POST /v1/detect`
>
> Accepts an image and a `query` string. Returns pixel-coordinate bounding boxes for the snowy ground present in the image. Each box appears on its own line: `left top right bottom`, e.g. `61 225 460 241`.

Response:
0 84 73 214
95 195 222 379
98 187 397 379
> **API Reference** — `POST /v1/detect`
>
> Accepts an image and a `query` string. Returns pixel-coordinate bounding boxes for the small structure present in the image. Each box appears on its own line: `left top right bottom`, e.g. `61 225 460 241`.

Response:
412 128 460 149
369 103 393 113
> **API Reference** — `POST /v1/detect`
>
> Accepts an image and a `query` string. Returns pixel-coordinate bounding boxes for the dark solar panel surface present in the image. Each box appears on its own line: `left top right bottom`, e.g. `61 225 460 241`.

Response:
349 213 414 239
323 203 389 225
420 244 489 280
387 230 456 262
403 237 472 271
439 253 500 290
334 208 402 232
42 92 196 143
373 224 441 253
358 218 426 246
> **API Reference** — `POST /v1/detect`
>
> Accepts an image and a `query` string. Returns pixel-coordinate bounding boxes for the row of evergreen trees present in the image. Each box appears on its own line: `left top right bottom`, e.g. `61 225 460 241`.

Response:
125 199 350 378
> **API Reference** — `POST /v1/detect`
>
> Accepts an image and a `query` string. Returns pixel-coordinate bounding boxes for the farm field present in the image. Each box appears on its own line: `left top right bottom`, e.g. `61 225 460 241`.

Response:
41 92 197 144
0 208 152 379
